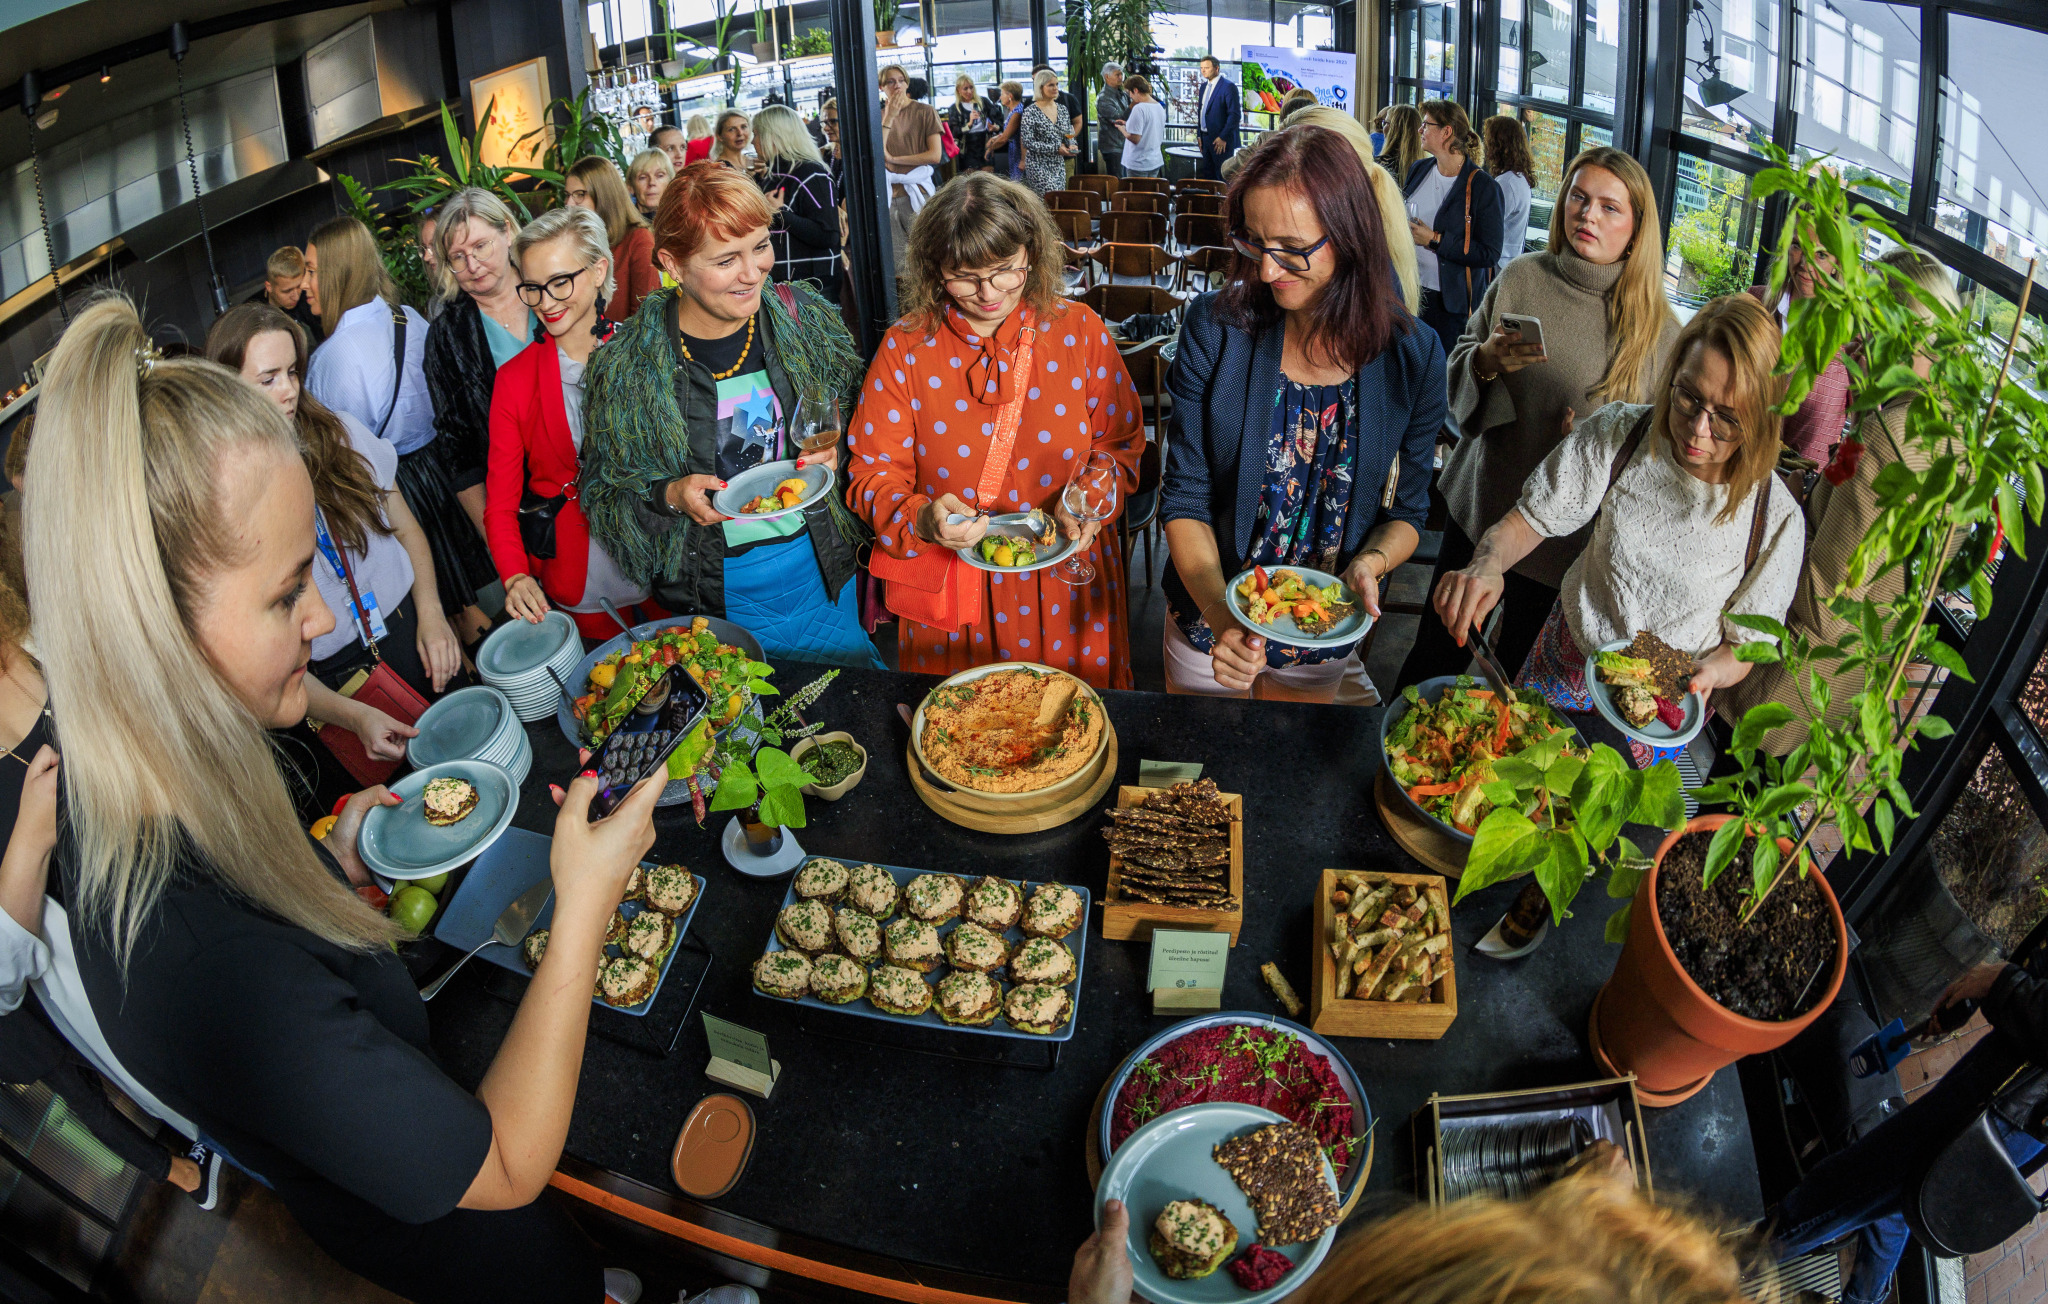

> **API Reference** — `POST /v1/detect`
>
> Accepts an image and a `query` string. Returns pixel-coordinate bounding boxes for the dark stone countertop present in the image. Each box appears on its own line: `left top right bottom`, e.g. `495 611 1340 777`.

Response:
426 663 1761 1292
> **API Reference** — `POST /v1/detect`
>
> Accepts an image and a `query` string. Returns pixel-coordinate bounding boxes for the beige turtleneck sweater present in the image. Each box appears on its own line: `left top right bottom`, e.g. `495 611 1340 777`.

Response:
1438 250 1681 588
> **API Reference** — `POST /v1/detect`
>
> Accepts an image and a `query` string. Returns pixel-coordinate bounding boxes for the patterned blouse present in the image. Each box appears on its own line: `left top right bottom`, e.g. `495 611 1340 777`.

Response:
1020 104 1071 195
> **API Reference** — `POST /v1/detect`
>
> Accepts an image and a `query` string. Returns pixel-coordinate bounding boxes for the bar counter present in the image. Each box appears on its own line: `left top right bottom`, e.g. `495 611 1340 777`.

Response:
426 663 1762 1300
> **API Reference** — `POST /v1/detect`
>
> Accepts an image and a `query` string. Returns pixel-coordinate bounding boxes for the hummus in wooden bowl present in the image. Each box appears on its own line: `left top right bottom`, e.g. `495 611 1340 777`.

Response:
911 664 1107 800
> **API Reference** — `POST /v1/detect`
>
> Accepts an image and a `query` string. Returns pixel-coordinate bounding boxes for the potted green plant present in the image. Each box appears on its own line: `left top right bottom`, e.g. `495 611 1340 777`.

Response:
1591 148 2048 1101
751 0 776 63
382 98 561 223
334 173 430 308
874 0 900 46
517 86 629 199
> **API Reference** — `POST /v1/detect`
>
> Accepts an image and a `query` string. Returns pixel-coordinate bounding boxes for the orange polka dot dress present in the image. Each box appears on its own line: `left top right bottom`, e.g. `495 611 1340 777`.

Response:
844 302 1144 689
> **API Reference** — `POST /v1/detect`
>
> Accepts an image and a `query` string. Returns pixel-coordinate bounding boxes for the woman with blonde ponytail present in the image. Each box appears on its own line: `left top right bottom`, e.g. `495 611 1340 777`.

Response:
30 295 663 1304
1397 144 1679 686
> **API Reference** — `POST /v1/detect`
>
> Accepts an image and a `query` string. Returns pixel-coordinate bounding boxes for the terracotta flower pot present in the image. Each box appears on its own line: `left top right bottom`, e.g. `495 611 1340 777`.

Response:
1589 813 1848 1107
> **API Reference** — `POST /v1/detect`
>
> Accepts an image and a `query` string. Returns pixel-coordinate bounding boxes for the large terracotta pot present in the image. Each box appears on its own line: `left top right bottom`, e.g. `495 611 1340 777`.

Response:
1589 814 1848 1107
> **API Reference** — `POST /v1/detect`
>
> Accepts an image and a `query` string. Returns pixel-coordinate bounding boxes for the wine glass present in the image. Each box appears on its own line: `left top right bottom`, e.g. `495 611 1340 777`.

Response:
1053 450 1120 587
788 389 843 463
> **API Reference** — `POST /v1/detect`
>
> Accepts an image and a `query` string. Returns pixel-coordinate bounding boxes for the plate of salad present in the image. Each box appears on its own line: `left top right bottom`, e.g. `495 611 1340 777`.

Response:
1224 565 1370 650
559 615 768 748
1379 675 1581 843
1586 633 1707 748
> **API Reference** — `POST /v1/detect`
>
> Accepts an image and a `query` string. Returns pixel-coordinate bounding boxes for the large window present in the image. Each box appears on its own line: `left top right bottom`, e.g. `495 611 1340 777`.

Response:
1679 0 1782 157
1393 0 1457 102
1795 1 1918 197
1934 16 2048 280
1528 0 1571 102
1664 157 1767 308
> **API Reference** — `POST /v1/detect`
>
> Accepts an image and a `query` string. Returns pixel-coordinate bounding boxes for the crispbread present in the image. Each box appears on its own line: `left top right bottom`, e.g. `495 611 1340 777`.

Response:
1212 1121 1341 1246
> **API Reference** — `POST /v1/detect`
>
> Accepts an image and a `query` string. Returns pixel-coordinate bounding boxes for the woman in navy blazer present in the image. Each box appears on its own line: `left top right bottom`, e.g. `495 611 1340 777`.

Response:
1404 100 1503 354
1160 126 1446 703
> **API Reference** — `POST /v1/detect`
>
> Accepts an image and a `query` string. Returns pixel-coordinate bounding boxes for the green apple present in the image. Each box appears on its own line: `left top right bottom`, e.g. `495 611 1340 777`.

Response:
389 885 438 932
413 871 451 896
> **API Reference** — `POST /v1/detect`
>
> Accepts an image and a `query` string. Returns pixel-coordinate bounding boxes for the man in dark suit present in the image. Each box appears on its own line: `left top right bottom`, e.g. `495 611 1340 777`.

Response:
1195 55 1241 181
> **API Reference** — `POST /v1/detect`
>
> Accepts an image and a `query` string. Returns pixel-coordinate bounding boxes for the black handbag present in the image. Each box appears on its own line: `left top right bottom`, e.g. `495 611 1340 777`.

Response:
517 485 567 560
1903 1110 2045 1256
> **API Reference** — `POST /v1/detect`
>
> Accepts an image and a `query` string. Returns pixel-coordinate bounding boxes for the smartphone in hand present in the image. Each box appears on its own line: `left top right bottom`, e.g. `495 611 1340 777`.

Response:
1498 313 1548 357
583 666 712 819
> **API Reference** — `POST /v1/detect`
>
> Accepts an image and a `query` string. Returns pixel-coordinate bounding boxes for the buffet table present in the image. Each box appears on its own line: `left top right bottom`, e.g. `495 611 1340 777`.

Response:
426 662 1762 1300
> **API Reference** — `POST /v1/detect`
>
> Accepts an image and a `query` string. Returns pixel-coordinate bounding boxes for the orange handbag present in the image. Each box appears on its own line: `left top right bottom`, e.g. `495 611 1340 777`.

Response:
870 320 1038 630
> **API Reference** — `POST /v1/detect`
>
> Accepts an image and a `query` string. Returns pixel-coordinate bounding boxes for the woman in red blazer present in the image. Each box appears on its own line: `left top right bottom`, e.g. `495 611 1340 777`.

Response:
488 205 658 639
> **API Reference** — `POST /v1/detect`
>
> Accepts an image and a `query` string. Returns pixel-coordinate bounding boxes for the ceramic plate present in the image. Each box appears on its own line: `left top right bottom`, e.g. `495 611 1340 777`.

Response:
1378 676 1580 847
1223 565 1372 650
951 512 1081 574
1097 1102 1341 1304
1584 638 1707 749
907 662 1106 803
556 615 765 748
407 686 516 769
711 459 835 521
358 760 519 881
434 827 702 1017
478 610 578 679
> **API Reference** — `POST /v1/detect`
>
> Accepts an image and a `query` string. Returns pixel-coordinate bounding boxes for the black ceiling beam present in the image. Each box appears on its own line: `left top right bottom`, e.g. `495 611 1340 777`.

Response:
0 0 379 118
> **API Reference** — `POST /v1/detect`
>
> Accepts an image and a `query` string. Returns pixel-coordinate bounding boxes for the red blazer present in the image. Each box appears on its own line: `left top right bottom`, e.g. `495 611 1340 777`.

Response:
606 226 660 323
486 338 597 616
685 135 713 165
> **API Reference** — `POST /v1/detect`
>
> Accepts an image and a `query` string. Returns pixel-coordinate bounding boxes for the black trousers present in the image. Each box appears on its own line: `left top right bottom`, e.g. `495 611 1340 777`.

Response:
1197 138 1231 180
1394 515 1559 690
1418 289 1465 359
0 1001 172 1181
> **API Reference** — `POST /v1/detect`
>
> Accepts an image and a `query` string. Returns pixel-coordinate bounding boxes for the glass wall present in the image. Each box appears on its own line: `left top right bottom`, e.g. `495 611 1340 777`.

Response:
1679 0 1782 157
1795 1 1918 198
1934 16 2048 281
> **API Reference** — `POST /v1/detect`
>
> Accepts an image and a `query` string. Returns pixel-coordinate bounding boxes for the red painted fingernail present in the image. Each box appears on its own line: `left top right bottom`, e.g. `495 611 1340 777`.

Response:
548 784 565 796
719 481 729 488
580 769 598 779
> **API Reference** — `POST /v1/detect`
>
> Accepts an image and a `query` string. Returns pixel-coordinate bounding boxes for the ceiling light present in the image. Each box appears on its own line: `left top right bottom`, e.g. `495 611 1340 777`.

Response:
34 109 57 129
1700 75 1743 107
99 66 110 84
42 83 68 101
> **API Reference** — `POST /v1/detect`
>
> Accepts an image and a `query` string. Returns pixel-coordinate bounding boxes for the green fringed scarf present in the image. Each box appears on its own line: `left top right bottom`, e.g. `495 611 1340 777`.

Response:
580 279 868 585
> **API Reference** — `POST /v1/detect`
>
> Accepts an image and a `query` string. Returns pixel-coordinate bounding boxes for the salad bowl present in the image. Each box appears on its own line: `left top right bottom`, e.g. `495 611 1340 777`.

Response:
1378 676 1579 846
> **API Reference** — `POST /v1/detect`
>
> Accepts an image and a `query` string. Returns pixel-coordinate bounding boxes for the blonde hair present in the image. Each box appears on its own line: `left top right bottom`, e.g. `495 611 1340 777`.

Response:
264 246 305 282
1879 246 1962 318
514 204 616 301
955 73 978 102
751 104 822 167
567 155 646 247
1652 293 1786 525
1548 146 1677 404
628 148 675 192
1284 106 1421 314
1382 104 1424 178
899 172 1066 334
684 113 711 140
1032 69 1059 97
305 216 393 324
28 295 406 965
432 187 521 304
999 80 1023 105
1290 1161 1759 1304
880 64 910 88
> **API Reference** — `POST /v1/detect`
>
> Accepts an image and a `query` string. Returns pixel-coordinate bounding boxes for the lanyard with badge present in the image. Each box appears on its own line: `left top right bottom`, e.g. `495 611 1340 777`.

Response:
313 508 388 648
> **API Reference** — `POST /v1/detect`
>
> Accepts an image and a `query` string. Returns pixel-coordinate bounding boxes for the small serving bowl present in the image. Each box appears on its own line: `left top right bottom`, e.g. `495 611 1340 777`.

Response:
791 731 868 800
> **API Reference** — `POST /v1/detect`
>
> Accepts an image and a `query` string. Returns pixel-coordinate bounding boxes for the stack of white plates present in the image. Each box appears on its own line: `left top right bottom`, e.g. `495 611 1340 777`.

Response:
477 611 583 722
407 686 533 786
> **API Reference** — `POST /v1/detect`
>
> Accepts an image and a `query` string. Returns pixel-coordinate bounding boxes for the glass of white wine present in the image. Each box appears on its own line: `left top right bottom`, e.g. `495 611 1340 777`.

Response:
789 388 842 462
1053 450 1120 587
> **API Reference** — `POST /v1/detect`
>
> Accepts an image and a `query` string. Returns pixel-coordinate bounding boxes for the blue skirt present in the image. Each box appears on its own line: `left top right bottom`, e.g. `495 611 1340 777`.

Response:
722 535 885 670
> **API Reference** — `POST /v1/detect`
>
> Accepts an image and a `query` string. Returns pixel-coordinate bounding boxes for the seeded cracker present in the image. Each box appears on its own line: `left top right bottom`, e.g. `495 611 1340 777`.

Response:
1212 1121 1342 1246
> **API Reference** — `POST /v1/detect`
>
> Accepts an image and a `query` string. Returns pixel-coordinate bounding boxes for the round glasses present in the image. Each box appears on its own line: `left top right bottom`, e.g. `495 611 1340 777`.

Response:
1229 231 1333 273
515 264 594 306
446 236 501 272
1670 380 1744 443
943 264 1029 297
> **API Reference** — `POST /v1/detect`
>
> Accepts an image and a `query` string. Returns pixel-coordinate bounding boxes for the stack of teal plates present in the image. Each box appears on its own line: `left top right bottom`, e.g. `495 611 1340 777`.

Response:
477 611 582 722
407 686 532 785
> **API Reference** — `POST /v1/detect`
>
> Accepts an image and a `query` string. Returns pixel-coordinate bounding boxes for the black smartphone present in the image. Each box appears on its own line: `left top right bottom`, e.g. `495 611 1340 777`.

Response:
586 666 711 819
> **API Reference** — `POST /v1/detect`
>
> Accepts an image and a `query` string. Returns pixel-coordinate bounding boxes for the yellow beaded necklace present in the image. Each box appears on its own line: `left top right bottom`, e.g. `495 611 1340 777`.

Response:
678 315 756 381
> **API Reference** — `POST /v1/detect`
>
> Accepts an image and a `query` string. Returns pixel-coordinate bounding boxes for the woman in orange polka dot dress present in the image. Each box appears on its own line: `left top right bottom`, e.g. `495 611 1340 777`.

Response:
845 173 1143 689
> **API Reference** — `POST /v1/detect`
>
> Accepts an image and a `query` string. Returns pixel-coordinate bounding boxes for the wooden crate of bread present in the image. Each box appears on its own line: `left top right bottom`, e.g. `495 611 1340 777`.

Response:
1310 868 1457 1039
1100 782 1244 946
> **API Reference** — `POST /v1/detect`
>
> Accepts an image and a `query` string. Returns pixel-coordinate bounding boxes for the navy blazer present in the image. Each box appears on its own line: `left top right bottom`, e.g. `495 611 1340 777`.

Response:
1198 76 1242 151
1160 293 1446 571
1404 156 1503 319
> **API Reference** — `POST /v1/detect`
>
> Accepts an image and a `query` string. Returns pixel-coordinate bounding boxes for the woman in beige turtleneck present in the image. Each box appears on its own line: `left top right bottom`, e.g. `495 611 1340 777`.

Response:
1396 145 1680 687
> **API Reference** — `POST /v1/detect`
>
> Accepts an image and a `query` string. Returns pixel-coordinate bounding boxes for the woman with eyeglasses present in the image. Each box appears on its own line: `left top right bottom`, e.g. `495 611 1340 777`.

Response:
1395 145 1680 689
483 207 654 640
842 171 1142 689
1159 127 1443 703
1434 294 1802 751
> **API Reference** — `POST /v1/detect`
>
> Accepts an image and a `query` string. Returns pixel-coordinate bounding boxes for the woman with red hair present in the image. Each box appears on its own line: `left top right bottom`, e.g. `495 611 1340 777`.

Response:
578 162 882 667
1159 126 1445 703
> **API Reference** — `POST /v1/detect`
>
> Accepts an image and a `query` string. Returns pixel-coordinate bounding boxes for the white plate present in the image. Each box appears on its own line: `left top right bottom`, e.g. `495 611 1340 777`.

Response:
951 511 1081 574
1584 638 1707 749
1223 566 1372 650
1098 1102 1340 1304
711 459 835 521
907 662 1106 803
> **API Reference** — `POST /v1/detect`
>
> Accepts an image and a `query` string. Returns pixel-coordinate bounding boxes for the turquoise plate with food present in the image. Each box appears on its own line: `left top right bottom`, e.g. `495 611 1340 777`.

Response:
1223 565 1371 650
357 760 519 882
1586 638 1707 749
951 510 1080 574
1097 1102 1341 1304
1379 675 1581 845
711 459 834 521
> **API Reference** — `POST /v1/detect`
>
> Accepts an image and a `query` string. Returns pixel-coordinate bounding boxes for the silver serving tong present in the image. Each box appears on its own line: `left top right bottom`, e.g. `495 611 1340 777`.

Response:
1466 619 1517 700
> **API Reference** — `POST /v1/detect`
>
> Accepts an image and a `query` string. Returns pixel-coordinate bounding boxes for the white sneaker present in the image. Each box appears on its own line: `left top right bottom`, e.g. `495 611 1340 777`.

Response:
604 1268 643 1304
680 1286 760 1304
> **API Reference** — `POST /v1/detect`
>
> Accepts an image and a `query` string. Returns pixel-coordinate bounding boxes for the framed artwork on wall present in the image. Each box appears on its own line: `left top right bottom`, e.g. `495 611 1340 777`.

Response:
470 57 551 170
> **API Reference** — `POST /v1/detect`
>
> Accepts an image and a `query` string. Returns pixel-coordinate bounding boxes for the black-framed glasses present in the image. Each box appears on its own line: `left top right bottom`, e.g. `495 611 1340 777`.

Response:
1230 232 1333 273
1670 380 1744 443
942 263 1029 296
515 264 594 306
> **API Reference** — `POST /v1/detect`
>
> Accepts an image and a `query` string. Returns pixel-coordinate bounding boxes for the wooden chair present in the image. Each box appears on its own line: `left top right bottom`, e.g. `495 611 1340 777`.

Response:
1175 245 1236 295
1174 178 1225 195
1080 284 1183 324
1122 176 1170 194
1049 209 1094 245
1099 210 1166 247
1061 239 1097 291
1176 191 1223 217
1086 243 1181 287
1116 345 1170 587
1043 189 1100 218
1077 173 1120 204
1112 191 1168 215
1174 212 1229 251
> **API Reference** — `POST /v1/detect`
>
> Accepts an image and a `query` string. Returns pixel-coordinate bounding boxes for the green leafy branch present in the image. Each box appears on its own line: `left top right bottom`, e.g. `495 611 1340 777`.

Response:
381 98 562 224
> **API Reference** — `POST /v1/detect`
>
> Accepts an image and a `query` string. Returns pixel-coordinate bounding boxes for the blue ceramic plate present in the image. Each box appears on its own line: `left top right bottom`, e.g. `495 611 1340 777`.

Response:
358 760 519 881
1098 1102 1341 1304
407 686 517 769
710 459 835 521
951 511 1081 574
1585 638 1707 749
756 860 1089 1042
1223 565 1371 650
1379 676 1581 847
477 610 578 679
433 826 703 1017
1098 1012 1374 1212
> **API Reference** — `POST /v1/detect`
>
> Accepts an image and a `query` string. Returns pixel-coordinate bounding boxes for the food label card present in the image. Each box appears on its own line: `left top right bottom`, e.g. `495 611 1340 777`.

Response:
1147 929 1230 991
702 1013 773 1076
1138 759 1204 788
